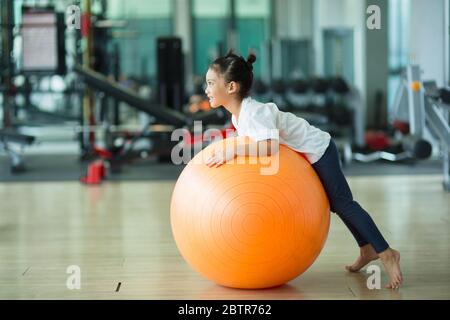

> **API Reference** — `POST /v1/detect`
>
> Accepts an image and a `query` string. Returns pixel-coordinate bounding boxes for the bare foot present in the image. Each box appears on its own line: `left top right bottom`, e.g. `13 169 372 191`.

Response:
379 248 403 289
345 244 379 272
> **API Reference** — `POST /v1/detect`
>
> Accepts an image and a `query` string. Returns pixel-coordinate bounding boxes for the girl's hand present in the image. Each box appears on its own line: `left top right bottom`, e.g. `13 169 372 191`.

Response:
206 146 236 168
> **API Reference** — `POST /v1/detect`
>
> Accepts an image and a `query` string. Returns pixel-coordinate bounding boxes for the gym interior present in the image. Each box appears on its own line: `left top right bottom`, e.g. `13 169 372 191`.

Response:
0 0 449 300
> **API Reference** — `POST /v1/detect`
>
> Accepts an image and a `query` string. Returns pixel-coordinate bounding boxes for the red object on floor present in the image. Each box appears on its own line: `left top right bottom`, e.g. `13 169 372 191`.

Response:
93 146 113 159
80 160 106 185
365 131 390 150
393 120 410 134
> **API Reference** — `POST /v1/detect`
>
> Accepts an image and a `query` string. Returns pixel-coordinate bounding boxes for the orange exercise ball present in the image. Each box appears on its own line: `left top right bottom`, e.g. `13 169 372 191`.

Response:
170 136 330 289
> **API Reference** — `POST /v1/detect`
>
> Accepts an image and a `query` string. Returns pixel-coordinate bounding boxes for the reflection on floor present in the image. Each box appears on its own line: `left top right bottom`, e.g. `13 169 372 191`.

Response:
0 175 448 299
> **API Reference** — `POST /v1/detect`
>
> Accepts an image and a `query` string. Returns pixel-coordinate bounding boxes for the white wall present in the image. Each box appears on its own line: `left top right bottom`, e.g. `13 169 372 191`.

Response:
275 0 313 39
236 0 270 18
409 0 446 86
192 0 229 18
107 0 172 19
174 0 192 53
313 0 366 93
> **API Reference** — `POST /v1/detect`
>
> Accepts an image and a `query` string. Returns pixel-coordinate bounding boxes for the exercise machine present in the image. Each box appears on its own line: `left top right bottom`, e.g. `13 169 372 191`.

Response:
353 65 433 163
353 65 449 191
0 0 36 173
74 64 232 174
0 129 35 173
422 81 450 191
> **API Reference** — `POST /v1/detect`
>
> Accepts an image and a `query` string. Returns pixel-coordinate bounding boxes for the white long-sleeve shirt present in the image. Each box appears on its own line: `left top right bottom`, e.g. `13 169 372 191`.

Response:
231 97 331 164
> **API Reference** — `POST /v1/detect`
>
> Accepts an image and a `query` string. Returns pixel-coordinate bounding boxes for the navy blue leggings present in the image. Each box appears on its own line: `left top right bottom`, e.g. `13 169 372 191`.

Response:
312 140 389 253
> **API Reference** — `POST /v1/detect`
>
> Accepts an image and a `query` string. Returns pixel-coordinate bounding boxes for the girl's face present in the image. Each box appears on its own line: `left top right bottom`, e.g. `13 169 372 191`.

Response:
205 68 238 108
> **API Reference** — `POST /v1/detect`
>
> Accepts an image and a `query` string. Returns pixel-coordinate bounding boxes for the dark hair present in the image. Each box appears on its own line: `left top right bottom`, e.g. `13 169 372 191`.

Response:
210 49 257 99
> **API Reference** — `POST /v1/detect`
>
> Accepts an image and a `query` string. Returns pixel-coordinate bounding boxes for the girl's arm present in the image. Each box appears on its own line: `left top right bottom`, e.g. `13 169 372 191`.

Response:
206 139 279 168
236 139 279 157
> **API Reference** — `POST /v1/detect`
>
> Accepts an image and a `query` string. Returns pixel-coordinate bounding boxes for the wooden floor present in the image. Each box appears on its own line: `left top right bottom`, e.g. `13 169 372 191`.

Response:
0 174 449 300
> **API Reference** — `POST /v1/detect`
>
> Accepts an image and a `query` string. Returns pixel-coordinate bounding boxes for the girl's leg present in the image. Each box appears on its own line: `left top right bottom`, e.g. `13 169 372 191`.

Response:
312 140 389 254
340 218 369 248
312 140 403 289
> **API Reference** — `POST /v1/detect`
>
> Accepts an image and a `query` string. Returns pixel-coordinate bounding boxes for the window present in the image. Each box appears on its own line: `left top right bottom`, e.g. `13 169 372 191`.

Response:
236 0 271 79
107 0 173 82
192 0 230 75
192 0 271 79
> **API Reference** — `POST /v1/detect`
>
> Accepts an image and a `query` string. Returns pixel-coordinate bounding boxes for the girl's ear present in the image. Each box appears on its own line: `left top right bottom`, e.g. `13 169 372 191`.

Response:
227 81 240 95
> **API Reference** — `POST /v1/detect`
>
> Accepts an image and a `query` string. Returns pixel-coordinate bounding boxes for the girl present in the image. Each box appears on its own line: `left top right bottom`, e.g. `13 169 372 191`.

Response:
205 51 403 290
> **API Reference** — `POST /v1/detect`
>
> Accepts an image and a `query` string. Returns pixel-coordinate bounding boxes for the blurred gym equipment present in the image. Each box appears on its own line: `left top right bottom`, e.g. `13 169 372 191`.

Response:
0 128 35 173
353 66 433 163
422 81 450 191
0 0 37 173
75 63 231 176
353 65 449 191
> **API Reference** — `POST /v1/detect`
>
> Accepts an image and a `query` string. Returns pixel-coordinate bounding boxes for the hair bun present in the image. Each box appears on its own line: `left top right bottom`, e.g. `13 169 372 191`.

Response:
246 53 257 71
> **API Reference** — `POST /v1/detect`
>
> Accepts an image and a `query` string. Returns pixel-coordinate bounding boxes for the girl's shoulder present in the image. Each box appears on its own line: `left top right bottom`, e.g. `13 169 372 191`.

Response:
245 97 279 115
